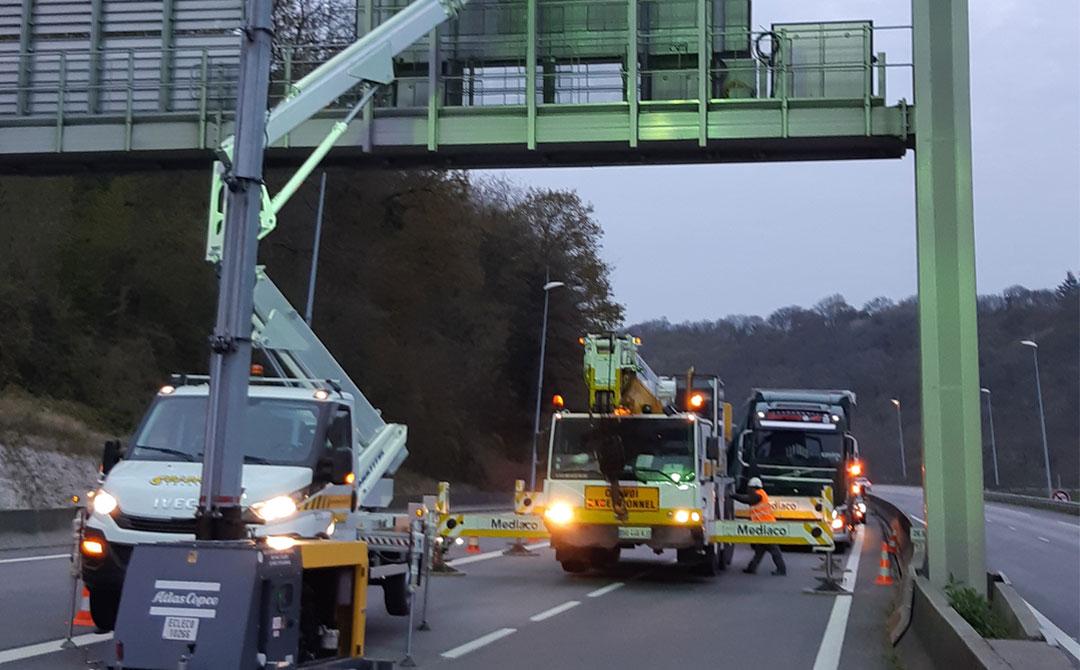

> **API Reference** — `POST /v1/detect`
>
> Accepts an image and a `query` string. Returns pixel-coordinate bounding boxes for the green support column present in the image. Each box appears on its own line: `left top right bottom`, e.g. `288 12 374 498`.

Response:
912 0 986 594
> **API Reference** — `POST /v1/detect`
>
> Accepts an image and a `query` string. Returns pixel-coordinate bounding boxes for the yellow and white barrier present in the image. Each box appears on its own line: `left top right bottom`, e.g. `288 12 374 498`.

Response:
439 513 549 540
709 519 834 547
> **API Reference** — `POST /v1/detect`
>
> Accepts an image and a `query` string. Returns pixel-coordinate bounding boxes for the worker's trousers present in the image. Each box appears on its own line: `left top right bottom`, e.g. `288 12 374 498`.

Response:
747 543 786 573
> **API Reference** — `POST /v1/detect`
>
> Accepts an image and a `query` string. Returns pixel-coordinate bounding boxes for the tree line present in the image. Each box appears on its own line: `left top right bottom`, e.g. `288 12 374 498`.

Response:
632 276 1079 491
0 169 621 485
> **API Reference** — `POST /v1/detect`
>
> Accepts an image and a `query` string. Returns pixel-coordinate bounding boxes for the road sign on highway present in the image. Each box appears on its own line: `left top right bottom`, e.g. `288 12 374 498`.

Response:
1051 489 1072 502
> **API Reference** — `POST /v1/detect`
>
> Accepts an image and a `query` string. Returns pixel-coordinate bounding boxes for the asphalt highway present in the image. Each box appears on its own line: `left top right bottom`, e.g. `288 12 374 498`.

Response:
0 526 895 669
873 485 1080 647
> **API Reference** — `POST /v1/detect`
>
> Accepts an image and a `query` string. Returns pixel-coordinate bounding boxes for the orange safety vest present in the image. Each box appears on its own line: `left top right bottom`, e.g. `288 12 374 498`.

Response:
749 488 776 522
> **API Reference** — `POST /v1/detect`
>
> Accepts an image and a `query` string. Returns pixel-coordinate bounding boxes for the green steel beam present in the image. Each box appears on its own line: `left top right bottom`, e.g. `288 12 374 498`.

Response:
912 0 986 594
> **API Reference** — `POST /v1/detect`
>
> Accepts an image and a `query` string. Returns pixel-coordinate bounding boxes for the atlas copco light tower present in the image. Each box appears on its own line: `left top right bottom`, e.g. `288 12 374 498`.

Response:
541 334 736 575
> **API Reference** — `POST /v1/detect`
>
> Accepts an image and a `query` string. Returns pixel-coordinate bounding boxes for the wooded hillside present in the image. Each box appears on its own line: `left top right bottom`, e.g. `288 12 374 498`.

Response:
0 169 621 485
633 279 1079 490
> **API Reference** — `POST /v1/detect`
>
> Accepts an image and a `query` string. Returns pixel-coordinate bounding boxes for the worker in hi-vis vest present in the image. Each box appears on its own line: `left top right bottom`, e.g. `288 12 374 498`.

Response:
732 477 787 576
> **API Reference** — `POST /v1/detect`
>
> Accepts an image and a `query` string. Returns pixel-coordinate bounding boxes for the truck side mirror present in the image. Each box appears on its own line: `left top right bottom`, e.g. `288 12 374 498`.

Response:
705 436 720 461
317 448 353 485
102 440 123 475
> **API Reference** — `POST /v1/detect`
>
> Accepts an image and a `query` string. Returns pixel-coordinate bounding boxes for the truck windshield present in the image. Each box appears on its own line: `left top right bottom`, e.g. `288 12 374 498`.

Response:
128 396 328 467
752 430 843 468
550 417 694 482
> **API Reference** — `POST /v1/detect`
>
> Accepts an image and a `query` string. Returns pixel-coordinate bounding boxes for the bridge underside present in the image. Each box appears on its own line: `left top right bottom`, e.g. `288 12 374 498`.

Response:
0 101 910 174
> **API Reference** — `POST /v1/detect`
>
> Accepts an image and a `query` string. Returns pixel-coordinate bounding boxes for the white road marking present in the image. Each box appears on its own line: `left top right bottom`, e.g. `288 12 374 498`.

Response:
0 633 112 665
440 628 517 659
529 600 580 622
1057 520 1078 528
587 582 625 598
1008 525 1017 531
446 541 550 567
0 553 68 565
1027 602 1080 663
811 524 867 670
1037 536 1051 544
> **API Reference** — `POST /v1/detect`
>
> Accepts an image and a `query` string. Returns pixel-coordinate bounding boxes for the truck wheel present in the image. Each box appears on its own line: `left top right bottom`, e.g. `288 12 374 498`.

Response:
89 586 120 631
559 560 588 574
695 544 721 577
383 572 411 616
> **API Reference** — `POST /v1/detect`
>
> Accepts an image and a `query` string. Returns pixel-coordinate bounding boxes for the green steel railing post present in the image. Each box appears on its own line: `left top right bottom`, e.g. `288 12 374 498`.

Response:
697 0 708 147
778 30 789 137
88 0 104 113
282 46 293 148
427 25 439 151
55 53 66 151
863 24 871 135
198 49 209 150
626 0 638 148
16 0 32 115
526 0 537 150
877 51 887 100
159 0 176 112
912 0 986 595
125 50 134 150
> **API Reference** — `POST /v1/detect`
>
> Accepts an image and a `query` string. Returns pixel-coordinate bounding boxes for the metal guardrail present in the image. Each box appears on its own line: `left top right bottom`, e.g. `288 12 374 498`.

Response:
984 491 1079 516
0 507 80 547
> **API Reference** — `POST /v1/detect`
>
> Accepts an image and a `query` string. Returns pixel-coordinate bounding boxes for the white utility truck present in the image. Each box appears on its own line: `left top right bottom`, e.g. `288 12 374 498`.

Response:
79 0 474 633
542 334 736 574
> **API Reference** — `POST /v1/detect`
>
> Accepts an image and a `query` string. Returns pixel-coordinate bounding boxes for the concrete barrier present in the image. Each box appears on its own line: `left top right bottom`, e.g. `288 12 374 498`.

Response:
0 507 79 550
868 494 1074 669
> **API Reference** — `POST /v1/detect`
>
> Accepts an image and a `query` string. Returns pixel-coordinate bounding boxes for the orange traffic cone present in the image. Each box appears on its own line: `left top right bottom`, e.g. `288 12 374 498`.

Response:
466 536 481 554
874 542 894 585
72 586 95 627
887 527 899 554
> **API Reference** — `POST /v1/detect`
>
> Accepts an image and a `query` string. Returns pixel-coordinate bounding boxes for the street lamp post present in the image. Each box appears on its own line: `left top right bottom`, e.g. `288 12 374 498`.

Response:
890 398 907 481
1020 340 1053 496
529 277 565 492
980 388 1000 488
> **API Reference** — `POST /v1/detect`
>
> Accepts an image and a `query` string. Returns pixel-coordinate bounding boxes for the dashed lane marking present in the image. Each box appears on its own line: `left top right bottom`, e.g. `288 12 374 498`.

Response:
587 582 625 598
529 600 580 622
1037 536 1051 543
440 628 517 659
1057 521 1078 528
1008 525 1017 531
446 541 550 567
0 553 68 565
811 525 866 670
0 633 112 665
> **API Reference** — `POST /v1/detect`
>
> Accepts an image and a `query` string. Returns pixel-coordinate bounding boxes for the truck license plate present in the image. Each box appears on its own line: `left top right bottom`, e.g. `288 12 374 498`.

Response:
162 616 199 641
618 526 651 540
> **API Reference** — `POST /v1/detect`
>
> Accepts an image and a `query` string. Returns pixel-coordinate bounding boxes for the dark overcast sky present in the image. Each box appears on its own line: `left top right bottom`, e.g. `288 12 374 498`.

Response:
482 0 1080 324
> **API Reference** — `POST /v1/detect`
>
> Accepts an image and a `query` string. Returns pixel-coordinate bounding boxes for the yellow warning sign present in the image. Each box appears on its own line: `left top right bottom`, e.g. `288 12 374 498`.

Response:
584 486 659 511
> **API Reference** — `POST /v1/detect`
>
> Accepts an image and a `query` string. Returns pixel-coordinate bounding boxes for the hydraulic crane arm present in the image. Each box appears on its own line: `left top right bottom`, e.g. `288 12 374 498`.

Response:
204 0 469 506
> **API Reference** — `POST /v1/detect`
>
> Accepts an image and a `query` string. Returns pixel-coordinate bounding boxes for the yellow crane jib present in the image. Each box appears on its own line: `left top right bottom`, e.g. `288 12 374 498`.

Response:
581 334 672 414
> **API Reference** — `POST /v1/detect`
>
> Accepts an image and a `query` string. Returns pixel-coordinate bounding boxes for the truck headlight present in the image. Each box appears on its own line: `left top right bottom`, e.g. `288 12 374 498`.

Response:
252 495 298 522
544 502 574 526
831 515 845 530
92 490 118 516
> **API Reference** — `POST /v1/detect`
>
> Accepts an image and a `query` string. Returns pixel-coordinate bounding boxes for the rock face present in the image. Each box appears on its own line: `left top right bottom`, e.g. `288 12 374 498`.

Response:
0 442 99 509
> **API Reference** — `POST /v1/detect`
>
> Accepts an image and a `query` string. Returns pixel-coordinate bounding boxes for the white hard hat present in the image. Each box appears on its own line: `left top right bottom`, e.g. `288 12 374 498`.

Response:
747 477 763 489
